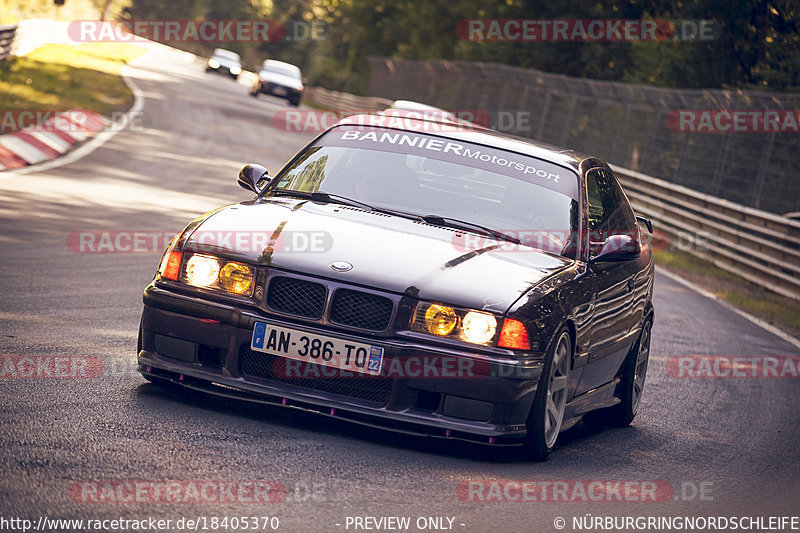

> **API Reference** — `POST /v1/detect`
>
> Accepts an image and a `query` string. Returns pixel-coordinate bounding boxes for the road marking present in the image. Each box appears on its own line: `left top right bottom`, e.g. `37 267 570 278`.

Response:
657 266 800 350
0 135 50 164
27 131 72 153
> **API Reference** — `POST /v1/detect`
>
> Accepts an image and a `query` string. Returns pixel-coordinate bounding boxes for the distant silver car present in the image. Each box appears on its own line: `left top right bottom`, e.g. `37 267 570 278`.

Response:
250 60 304 106
206 48 242 80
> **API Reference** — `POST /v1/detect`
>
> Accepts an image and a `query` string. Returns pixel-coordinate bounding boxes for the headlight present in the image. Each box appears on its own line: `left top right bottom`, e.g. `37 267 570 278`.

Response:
461 311 497 344
412 302 499 346
185 254 220 287
219 261 252 294
230 65 241 75
179 253 255 297
208 59 220 68
424 304 458 336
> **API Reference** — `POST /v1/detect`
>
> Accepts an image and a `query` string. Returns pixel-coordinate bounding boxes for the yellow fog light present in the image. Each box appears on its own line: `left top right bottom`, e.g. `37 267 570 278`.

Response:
219 262 253 295
185 254 220 287
461 311 497 344
424 304 457 336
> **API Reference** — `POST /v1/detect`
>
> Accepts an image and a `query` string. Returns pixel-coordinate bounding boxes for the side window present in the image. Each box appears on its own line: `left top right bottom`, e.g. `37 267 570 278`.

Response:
586 170 606 232
586 169 637 247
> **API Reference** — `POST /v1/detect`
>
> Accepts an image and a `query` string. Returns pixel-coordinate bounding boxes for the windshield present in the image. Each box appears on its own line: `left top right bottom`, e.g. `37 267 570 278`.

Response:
263 63 301 79
266 126 580 257
213 49 240 62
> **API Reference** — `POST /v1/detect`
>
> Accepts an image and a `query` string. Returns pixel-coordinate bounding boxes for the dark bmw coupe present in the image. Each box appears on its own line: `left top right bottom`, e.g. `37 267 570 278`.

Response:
137 114 654 460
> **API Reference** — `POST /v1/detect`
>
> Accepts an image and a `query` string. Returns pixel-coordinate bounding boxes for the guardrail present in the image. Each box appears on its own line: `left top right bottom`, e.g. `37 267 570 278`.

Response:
305 86 392 112
613 164 800 301
0 24 17 61
294 87 800 302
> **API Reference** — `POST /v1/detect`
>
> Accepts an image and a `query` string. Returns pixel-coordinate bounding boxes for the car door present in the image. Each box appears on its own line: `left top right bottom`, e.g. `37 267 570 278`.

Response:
574 169 641 396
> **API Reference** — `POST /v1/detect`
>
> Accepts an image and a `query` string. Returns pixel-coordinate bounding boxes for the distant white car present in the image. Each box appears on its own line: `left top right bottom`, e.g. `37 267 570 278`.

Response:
206 48 242 80
250 60 304 106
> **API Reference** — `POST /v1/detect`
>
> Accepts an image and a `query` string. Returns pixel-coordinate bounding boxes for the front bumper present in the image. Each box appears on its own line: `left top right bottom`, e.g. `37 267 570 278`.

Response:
208 65 239 77
259 83 300 100
138 283 545 445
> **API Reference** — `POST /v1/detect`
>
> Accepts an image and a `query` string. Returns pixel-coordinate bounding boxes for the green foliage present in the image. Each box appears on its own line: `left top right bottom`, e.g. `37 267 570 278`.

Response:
0 0 129 23
120 0 799 93
0 43 144 120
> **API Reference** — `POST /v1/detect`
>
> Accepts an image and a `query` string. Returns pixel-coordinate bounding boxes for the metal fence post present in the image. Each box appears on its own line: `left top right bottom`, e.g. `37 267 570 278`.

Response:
0 24 18 61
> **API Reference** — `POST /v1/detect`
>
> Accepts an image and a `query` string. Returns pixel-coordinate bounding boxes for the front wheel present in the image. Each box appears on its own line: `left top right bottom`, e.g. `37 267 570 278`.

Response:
524 327 572 461
605 318 652 426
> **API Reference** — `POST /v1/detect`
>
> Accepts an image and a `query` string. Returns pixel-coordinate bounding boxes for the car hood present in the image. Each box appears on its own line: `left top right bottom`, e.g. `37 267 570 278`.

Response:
259 71 303 90
183 199 571 313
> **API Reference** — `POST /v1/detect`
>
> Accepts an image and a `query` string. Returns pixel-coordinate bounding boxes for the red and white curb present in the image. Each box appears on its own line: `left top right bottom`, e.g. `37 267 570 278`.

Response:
0 111 106 170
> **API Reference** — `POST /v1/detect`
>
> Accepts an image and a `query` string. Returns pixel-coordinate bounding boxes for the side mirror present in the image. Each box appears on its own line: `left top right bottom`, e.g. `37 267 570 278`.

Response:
636 215 653 234
590 234 641 263
238 164 269 193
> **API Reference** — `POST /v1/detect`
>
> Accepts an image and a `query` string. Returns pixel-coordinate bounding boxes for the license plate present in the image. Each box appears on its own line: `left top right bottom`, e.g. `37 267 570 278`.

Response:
251 322 384 376
272 87 287 96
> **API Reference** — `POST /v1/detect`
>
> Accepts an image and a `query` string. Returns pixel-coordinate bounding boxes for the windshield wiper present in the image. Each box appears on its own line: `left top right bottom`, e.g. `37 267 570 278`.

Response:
418 214 522 245
269 189 371 209
268 189 421 221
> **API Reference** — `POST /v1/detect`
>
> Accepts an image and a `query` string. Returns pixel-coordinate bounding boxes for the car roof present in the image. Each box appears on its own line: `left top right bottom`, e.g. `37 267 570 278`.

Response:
213 49 240 60
262 60 301 71
334 114 607 176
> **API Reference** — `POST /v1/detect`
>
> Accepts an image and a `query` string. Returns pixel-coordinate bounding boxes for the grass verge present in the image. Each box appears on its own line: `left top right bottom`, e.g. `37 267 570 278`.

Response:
0 42 145 128
653 249 800 341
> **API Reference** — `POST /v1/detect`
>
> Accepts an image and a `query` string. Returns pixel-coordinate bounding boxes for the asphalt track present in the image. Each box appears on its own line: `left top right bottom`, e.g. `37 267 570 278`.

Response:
1 44 799 532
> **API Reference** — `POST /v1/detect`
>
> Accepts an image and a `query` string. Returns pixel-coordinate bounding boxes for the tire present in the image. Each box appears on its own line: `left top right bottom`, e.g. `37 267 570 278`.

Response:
524 327 572 461
605 317 652 426
249 87 259 98
289 96 300 107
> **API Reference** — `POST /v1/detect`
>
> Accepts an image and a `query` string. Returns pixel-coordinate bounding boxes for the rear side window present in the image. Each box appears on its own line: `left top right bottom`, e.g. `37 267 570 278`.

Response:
586 169 637 242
